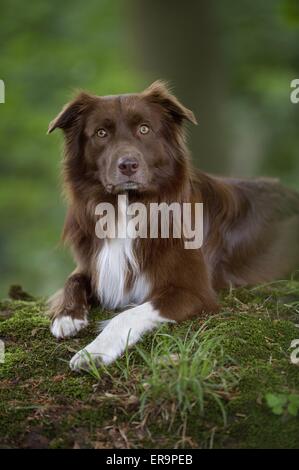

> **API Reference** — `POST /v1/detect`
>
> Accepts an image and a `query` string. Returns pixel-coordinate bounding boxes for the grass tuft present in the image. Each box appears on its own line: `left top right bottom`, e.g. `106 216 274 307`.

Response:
134 322 239 428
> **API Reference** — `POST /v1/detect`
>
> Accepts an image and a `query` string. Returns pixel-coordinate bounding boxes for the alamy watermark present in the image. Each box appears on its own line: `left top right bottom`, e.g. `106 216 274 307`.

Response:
0 340 4 363
290 338 299 365
95 195 204 249
0 80 5 103
290 79 299 104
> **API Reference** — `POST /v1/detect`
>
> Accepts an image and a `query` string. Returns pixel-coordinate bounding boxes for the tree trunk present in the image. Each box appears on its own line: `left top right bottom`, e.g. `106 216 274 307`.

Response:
130 0 229 174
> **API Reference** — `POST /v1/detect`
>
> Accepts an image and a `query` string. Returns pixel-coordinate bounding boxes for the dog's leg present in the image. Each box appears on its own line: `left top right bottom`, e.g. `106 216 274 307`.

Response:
69 301 173 371
49 273 91 339
69 288 218 371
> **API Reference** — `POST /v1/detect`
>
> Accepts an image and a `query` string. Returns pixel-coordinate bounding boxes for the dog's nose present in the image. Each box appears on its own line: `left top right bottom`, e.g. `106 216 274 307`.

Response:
118 157 139 177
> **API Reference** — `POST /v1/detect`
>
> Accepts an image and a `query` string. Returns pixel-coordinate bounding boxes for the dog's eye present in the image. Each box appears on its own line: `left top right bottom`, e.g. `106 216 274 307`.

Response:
139 124 150 135
97 128 108 138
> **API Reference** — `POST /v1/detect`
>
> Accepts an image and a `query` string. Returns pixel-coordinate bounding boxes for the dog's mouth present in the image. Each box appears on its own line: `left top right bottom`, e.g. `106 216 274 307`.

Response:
105 181 144 194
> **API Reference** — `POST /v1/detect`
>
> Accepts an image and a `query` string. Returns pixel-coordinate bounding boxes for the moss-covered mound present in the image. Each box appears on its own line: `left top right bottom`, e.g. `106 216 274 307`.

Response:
0 280 299 448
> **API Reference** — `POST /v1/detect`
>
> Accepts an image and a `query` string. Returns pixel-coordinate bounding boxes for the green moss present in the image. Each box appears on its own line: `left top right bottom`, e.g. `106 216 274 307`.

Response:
0 347 28 379
0 281 299 448
209 315 297 363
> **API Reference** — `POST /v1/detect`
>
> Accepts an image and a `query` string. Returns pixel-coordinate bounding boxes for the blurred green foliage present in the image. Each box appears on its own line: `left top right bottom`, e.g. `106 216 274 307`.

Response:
0 0 142 297
0 0 298 297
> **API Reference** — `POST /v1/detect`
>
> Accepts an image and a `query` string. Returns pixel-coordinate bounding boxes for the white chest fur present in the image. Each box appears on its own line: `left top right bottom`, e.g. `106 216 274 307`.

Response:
96 237 150 310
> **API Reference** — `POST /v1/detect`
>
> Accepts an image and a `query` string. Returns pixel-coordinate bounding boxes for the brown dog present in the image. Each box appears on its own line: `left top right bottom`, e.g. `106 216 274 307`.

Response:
48 81 299 370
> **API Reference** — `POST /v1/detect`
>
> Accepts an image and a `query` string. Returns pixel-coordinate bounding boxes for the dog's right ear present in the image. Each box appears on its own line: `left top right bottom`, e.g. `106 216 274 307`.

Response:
47 92 95 134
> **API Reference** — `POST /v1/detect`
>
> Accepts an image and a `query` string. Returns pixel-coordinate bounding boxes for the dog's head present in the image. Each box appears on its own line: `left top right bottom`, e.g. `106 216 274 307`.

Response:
48 81 197 196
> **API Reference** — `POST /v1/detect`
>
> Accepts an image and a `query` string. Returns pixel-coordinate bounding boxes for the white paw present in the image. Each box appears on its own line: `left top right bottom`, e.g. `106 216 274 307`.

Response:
50 315 88 339
69 337 117 371
69 349 101 372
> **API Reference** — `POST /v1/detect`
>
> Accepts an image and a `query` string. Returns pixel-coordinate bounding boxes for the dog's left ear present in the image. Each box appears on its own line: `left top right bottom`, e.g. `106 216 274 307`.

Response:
48 91 95 134
142 80 197 126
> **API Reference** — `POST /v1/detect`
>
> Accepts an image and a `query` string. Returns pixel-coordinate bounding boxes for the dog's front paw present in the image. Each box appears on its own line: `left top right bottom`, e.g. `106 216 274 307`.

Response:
50 314 88 339
69 347 103 372
69 336 118 371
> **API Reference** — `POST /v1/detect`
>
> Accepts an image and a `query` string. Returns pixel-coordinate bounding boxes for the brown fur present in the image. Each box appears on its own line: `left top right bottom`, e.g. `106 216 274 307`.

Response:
48 81 299 325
